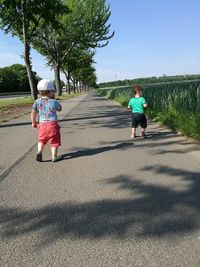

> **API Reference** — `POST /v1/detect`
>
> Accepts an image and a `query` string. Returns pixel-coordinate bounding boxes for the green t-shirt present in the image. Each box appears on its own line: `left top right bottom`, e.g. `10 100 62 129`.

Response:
128 97 146 113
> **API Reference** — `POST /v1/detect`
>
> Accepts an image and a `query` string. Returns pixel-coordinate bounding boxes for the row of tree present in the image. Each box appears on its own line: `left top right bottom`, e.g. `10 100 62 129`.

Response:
0 0 114 99
98 74 200 88
0 63 87 94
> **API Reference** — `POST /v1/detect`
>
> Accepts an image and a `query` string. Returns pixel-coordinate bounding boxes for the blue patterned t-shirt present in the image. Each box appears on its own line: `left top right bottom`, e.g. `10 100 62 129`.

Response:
32 97 62 122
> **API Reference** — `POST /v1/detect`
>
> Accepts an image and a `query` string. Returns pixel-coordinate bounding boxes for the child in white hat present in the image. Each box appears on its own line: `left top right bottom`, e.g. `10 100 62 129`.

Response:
31 79 62 162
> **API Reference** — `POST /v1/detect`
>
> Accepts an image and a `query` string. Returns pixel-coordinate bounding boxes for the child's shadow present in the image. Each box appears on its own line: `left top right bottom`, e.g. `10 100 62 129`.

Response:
42 159 52 163
61 142 133 160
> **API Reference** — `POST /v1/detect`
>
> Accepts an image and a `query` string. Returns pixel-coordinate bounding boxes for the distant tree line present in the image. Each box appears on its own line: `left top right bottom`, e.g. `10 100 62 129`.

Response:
0 63 79 94
0 0 114 99
0 64 39 93
98 74 200 88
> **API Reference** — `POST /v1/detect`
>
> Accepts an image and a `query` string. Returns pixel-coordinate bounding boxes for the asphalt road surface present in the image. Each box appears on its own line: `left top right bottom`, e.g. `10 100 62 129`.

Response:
0 92 200 267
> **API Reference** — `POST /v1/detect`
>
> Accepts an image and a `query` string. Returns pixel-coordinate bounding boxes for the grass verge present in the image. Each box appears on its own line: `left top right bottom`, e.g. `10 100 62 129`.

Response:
97 89 200 141
0 93 83 123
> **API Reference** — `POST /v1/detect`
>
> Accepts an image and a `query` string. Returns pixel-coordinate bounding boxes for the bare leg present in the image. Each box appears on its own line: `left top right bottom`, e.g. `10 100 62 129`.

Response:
51 146 58 159
131 128 137 138
141 128 146 136
51 147 62 162
38 142 45 153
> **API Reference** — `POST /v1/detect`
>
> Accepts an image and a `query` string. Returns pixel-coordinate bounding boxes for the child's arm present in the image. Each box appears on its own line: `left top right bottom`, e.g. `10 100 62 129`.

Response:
143 103 148 108
58 105 62 111
31 109 37 128
128 99 132 111
56 101 62 112
143 97 148 109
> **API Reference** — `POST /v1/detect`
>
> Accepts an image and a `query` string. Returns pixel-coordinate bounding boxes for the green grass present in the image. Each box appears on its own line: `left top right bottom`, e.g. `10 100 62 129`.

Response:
97 87 200 141
113 96 128 106
0 92 82 110
0 93 84 123
0 96 34 109
56 92 83 100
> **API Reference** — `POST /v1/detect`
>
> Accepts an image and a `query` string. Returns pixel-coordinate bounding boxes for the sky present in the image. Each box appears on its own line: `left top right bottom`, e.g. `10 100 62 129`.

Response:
0 0 200 84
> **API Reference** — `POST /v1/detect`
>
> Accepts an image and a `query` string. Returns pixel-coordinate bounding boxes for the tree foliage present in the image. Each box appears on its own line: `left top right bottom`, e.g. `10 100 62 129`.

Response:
31 0 114 95
0 0 68 98
0 0 114 95
0 64 38 93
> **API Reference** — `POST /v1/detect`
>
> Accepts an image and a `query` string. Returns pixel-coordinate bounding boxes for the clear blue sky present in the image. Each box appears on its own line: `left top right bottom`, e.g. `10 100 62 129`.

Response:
1 0 200 83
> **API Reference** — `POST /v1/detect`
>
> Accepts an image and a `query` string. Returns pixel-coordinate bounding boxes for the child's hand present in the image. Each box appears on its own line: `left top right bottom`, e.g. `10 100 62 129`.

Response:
143 103 148 109
32 122 37 128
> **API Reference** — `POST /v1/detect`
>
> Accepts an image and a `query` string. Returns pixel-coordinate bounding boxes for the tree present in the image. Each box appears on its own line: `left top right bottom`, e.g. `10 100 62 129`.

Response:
0 66 18 92
31 0 114 95
0 64 33 92
61 48 95 93
0 0 67 99
10 64 31 91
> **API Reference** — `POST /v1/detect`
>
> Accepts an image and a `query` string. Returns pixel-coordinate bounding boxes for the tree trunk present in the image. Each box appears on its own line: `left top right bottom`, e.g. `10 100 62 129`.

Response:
62 69 71 95
22 3 37 100
80 82 83 92
24 46 37 99
54 61 62 96
67 76 71 95
76 81 79 93
73 81 76 94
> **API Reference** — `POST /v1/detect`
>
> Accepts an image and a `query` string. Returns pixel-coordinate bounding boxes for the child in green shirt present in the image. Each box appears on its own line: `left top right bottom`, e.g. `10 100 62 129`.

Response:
128 85 148 138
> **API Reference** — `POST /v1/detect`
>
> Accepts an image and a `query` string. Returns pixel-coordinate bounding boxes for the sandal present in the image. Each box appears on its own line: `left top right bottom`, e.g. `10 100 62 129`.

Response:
52 156 62 162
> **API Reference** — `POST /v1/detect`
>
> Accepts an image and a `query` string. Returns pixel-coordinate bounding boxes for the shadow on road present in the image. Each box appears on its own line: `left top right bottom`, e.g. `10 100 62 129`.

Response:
61 142 133 160
1 166 200 248
60 108 130 130
1 93 200 248
0 121 31 128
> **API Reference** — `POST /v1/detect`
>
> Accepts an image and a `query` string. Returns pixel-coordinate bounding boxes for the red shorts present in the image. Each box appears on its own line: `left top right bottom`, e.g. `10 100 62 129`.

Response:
38 121 61 147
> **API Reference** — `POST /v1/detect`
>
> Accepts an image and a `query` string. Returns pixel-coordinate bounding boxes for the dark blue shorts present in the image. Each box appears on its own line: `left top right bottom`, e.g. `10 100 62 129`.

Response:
131 113 147 128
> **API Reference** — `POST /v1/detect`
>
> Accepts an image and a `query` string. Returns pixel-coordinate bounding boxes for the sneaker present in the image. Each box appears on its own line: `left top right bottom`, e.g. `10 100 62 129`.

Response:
36 152 42 162
52 156 62 162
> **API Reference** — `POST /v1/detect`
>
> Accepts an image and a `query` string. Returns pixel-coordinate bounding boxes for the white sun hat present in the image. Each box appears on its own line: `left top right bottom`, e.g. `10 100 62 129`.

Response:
37 79 55 91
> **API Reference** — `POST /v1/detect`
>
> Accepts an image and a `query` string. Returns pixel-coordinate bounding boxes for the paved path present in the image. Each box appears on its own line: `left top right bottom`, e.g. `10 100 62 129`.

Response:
0 92 200 267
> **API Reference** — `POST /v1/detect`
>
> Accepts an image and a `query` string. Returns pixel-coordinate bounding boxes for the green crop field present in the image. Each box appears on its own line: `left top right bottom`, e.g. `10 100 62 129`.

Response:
98 80 200 140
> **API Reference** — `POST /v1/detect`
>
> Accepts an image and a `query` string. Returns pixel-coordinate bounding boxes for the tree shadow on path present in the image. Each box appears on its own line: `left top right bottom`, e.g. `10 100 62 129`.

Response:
1 166 200 248
60 142 133 160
